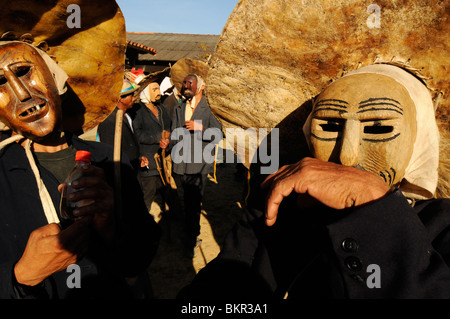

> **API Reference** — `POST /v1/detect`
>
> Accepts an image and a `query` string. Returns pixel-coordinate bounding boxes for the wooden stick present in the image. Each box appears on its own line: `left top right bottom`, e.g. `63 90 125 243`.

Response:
154 153 166 186
161 130 169 185
114 109 124 221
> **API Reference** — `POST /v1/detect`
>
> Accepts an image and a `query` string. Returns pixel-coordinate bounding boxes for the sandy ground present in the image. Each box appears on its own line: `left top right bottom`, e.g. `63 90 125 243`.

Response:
146 160 247 299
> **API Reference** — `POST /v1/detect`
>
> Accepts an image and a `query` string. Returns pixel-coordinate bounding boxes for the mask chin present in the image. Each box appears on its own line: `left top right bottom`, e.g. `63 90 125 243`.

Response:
18 120 57 141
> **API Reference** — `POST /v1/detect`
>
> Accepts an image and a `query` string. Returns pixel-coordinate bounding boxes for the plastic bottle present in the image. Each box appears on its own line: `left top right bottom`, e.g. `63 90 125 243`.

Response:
59 150 94 220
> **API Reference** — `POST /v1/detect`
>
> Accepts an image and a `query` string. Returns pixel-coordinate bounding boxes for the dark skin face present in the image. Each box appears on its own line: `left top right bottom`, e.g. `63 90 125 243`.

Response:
0 42 62 141
117 93 136 111
181 75 197 100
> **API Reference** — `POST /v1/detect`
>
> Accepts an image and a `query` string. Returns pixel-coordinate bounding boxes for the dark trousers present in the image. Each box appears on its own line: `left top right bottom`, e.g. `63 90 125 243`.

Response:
177 173 208 248
139 175 165 212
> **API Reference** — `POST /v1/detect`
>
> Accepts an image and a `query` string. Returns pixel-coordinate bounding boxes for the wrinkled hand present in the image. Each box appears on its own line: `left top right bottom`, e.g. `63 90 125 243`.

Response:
160 130 170 149
185 120 203 131
58 164 115 241
261 157 391 226
160 138 170 149
140 155 149 168
14 221 89 286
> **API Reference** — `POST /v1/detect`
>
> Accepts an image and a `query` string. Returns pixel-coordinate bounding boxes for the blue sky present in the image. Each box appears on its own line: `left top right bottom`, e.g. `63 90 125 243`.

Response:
115 0 239 35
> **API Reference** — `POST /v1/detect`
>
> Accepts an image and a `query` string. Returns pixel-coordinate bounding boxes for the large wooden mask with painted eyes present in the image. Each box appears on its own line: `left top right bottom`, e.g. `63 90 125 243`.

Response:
310 73 417 187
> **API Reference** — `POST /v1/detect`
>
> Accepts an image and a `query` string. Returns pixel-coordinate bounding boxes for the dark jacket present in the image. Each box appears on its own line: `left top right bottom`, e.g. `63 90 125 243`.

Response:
171 96 223 175
178 184 450 299
0 132 160 299
163 92 182 120
133 102 171 177
97 107 141 173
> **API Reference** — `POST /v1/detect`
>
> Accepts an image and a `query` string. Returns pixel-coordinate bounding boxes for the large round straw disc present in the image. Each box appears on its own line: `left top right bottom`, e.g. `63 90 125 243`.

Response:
0 0 126 133
207 0 449 196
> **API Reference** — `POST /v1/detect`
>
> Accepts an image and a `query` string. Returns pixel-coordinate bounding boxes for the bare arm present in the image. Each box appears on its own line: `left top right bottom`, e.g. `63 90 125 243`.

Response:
14 221 89 287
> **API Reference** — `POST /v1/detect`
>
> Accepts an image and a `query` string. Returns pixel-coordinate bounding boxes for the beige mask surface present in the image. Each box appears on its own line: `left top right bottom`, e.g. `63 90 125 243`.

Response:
140 82 161 104
309 73 417 187
148 82 162 103
304 64 440 200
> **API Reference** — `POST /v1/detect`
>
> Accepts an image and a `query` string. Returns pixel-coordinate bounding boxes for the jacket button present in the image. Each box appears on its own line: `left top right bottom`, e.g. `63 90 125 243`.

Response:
341 238 359 252
345 256 363 271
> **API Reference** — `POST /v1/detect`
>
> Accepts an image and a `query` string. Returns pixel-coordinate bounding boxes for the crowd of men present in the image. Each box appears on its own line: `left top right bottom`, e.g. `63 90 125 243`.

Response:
0 35 448 300
98 71 223 259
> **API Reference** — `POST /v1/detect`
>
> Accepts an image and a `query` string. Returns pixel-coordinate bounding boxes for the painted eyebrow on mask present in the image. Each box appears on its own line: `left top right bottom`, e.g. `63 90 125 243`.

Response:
358 97 403 115
313 99 348 114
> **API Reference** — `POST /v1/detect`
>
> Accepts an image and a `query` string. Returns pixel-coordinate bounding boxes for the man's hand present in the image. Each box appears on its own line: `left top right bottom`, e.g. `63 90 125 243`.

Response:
14 222 89 287
58 164 115 241
261 157 391 226
160 130 170 149
185 120 203 131
140 156 149 168
160 138 169 149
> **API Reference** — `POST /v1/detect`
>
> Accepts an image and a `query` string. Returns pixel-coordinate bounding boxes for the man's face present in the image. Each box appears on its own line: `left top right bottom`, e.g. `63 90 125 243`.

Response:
0 42 61 140
309 73 417 186
181 75 197 100
148 82 161 103
119 93 136 110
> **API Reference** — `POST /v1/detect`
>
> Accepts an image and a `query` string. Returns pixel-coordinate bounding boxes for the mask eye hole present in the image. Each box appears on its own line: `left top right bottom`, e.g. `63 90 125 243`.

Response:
320 120 343 132
0 75 6 85
13 65 31 78
364 125 394 134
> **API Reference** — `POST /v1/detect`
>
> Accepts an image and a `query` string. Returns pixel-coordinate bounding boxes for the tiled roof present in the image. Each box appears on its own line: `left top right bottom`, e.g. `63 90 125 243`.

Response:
127 40 157 55
126 32 219 62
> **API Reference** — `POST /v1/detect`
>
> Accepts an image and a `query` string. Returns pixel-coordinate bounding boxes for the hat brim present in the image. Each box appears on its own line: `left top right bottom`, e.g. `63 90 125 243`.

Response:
120 86 139 97
135 67 171 102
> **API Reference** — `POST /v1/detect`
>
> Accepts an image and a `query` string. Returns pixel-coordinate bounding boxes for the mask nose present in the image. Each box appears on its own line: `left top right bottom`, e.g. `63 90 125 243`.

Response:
339 119 360 166
4 66 31 102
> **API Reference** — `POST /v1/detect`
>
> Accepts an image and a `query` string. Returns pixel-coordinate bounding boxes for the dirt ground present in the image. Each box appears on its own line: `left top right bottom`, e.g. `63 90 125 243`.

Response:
146 159 247 299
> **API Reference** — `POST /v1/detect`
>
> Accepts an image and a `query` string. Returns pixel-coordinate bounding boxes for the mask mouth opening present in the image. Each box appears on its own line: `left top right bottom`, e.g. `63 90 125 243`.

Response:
16 97 48 122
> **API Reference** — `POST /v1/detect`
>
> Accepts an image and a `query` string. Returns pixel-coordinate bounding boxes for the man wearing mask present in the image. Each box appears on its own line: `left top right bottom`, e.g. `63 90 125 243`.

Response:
133 81 171 212
0 40 160 299
178 64 450 298
171 74 223 258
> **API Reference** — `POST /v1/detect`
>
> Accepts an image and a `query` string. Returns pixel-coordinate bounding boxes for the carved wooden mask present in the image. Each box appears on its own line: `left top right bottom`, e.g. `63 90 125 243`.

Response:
0 42 61 140
148 82 162 103
309 73 417 187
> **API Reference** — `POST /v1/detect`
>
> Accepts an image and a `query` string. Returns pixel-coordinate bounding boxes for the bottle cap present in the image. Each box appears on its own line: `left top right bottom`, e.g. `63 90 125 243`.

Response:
75 150 91 163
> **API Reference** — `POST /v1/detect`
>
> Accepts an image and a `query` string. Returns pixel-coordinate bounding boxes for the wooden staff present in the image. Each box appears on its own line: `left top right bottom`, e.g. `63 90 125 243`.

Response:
161 130 169 184
154 153 166 186
114 109 124 221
